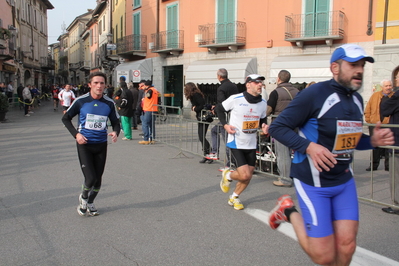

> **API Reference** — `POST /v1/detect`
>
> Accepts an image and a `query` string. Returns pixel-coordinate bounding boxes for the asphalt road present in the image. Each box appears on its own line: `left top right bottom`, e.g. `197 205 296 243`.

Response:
1 101 398 266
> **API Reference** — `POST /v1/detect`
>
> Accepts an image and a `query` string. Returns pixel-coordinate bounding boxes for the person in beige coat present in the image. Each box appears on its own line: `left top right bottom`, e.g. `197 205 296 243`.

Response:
364 79 394 171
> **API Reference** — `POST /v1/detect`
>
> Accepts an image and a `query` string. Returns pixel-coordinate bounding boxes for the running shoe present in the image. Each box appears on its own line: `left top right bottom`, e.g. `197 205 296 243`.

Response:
220 168 231 193
205 153 219 160
228 196 244 210
218 166 234 172
269 194 295 229
77 194 87 216
87 203 100 216
122 137 132 140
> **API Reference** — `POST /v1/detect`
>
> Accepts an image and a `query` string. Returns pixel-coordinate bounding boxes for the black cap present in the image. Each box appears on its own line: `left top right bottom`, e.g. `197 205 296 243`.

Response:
139 79 146 84
144 80 152 86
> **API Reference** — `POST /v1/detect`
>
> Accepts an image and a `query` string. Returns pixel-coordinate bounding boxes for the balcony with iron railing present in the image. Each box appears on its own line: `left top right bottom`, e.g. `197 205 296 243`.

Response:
40 56 55 70
116 34 147 57
285 10 345 47
0 39 15 60
198 21 246 53
151 30 184 56
69 61 83 70
79 60 91 71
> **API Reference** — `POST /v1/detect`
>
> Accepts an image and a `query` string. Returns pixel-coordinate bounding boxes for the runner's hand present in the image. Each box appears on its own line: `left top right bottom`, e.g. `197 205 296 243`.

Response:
76 133 88 144
371 122 394 147
108 131 118 143
224 124 236 134
261 123 269 136
306 142 337 172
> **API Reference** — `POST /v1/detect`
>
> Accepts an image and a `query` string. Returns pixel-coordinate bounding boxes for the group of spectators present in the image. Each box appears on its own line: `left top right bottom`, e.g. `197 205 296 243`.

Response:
0 81 14 103
15 84 42 116
113 77 159 144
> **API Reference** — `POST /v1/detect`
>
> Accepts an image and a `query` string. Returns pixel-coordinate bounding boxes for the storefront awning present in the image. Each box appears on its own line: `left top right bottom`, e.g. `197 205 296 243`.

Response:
269 54 331 83
114 58 153 84
185 57 257 84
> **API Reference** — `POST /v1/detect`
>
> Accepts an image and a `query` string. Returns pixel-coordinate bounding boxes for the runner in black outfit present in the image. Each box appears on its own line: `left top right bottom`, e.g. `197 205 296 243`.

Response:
62 72 120 216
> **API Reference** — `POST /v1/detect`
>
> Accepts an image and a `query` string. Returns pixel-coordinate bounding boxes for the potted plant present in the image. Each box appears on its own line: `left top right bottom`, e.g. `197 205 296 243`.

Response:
0 27 12 40
0 92 10 121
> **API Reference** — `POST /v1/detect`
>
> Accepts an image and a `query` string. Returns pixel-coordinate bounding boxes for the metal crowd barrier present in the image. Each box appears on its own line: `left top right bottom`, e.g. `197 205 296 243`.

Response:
357 123 399 208
151 107 398 208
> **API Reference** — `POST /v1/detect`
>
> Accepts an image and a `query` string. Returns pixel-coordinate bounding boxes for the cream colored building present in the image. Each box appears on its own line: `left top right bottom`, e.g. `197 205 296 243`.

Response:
373 0 399 90
66 10 92 85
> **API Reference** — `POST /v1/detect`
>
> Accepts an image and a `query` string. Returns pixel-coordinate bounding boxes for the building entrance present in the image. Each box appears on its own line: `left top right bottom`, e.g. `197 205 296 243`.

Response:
163 65 183 113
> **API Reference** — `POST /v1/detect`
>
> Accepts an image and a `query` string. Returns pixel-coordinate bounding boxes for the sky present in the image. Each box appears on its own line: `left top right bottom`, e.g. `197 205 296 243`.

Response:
47 0 98 44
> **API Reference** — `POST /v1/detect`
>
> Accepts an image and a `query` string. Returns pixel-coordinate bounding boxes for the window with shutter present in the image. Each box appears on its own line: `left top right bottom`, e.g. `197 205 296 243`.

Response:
166 3 178 49
133 0 141 9
304 0 330 37
133 12 141 49
216 0 236 44
120 16 123 39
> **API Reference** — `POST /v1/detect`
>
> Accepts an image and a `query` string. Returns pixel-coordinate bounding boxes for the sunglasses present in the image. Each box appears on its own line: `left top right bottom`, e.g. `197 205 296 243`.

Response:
250 80 264 84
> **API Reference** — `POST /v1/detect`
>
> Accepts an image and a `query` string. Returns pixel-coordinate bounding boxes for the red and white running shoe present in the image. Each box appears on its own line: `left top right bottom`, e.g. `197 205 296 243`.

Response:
269 194 294 229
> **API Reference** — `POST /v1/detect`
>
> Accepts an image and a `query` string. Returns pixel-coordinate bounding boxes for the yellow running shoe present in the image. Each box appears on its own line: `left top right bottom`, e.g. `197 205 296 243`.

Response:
220 168 231 193
228 196 244 210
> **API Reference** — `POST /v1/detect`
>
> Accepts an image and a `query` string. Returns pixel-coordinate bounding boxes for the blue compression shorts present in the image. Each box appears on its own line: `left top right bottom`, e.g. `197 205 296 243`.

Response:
293 177 359 238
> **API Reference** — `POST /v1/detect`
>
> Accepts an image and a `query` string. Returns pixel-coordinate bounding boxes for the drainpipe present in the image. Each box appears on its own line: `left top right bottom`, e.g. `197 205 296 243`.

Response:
366 0 373 36
157 0 160 34
382 0 389 44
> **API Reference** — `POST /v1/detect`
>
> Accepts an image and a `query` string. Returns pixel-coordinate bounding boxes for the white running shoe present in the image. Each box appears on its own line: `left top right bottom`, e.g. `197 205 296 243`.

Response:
87 203 100 216
205 153 219 160
77 194 87 216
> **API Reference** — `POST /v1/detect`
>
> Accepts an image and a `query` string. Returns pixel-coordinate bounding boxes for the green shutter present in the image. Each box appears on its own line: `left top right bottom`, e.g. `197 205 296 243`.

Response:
133 12 141 49
217 0 235 43
304 0 329 37
315 0 329 36
167 4 178 49
134 0 141 8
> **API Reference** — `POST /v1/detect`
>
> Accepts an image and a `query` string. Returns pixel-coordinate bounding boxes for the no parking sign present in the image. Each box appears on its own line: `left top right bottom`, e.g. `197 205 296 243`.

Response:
132 70 141 82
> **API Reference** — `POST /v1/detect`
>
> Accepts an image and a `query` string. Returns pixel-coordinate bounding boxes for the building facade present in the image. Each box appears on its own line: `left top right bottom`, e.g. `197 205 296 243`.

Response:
53 0 399 109
0 0 17 91
66 11 92 86
15 0 54 90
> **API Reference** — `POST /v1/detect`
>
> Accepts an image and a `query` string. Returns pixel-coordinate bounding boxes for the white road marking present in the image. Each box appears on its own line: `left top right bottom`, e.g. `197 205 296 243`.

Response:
244 208 399 266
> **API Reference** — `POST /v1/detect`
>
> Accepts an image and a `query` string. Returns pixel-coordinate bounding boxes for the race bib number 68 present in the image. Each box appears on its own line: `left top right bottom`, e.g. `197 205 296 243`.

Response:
85 114 107 131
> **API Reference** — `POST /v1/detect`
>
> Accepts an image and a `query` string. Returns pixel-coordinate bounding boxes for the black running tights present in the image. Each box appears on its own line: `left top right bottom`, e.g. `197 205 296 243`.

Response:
76 142 107 202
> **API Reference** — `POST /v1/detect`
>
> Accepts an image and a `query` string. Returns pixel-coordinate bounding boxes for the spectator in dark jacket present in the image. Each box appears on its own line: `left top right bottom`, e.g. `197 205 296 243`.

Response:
17 84 24 109
267 70 299 187
128 82 140 130
381 90 399 214
114 81 134 140
184 82 211 163
206 68 239 168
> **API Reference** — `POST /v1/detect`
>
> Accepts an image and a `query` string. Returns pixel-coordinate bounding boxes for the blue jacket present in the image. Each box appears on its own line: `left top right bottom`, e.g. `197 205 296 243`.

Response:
269 79 373 187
